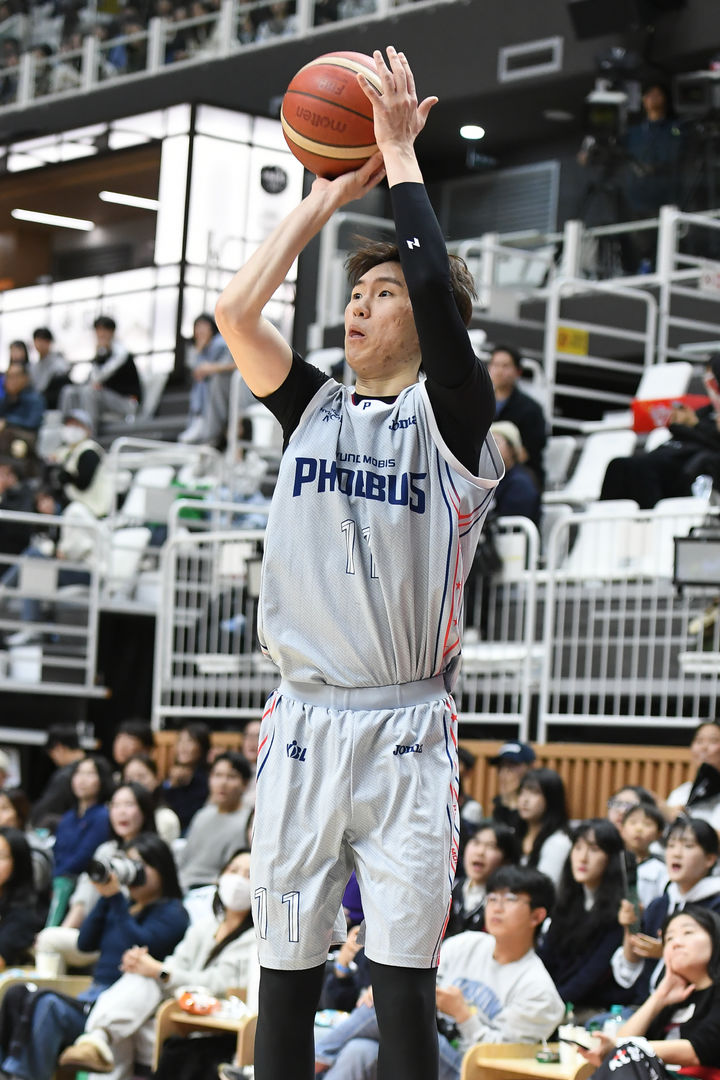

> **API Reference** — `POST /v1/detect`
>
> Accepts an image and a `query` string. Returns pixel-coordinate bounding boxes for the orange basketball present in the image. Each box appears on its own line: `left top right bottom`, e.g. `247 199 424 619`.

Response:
280 51 382 178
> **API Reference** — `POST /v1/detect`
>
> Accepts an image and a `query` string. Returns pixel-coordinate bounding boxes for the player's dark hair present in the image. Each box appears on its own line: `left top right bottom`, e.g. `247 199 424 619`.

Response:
345 238 477 327
517 767 569 868
211 750 252 783
491 344 523 371
46 725 80 752
466 820 521 864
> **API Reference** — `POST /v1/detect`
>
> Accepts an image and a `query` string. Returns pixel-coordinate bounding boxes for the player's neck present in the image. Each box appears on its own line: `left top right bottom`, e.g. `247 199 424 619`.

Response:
353 370 419 398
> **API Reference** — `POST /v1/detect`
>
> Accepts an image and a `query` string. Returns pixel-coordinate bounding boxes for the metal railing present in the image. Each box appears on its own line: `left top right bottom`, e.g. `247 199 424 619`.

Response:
0 0 421 114
656 206 720 365
537 501 720 741
0 509 105 697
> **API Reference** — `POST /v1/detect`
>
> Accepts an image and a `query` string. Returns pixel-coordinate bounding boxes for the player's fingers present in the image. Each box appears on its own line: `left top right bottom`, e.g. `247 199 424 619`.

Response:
397 51 416 99
417 96 438 126
373 48 393 88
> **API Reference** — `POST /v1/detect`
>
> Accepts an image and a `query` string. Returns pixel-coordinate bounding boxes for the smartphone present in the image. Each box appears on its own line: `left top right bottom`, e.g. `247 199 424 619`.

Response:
621 852 641 934
558 1037 593 1051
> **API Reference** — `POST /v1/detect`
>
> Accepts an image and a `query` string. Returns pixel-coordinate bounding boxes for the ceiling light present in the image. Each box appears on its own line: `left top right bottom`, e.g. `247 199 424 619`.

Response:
99 190 160 211
11 208 94 231
460 124 486 141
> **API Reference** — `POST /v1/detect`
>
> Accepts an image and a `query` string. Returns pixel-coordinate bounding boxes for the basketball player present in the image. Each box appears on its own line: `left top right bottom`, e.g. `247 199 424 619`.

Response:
215 46 500 1080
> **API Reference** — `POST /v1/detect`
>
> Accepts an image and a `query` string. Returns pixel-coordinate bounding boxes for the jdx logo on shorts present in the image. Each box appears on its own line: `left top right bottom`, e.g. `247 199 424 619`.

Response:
286 740 307 761
393 743 423 756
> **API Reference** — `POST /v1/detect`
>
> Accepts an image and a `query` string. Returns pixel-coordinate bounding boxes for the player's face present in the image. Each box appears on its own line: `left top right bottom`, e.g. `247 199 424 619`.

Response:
344 261 420 388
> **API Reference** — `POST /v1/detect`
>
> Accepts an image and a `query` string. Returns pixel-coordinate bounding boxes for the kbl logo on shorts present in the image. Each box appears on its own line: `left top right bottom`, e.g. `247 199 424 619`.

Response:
286 740 307 761
393 743 423 756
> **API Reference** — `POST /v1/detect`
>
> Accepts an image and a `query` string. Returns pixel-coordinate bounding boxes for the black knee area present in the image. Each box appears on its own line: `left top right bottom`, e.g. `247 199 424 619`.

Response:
255 965 325 1080
369 960 438 1080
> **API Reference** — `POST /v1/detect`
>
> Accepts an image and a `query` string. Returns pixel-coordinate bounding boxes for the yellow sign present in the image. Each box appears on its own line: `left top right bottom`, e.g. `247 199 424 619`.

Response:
556 326 589 355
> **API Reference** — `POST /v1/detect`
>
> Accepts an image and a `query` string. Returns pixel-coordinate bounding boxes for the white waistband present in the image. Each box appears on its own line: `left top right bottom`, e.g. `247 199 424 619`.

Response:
277 676 446 710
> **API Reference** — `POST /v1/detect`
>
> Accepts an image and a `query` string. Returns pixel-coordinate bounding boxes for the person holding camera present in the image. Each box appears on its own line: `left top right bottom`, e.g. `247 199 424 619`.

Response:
37 781 158 971
0 832 188 1080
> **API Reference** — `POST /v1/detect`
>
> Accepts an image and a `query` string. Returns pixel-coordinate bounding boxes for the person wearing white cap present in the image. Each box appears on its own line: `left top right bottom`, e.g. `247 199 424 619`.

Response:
490 422 541 527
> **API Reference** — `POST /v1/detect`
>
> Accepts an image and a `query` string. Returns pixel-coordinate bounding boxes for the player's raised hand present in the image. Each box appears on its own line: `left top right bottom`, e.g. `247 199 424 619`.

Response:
358 46 437 154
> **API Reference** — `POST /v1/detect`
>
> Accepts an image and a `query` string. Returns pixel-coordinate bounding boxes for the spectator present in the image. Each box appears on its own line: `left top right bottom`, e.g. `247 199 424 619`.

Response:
29 328 69 410
606 785 657 830
47 754 114 926
46 408 112 517
457 745 483 837
0 363 45 448
613 817 720 1003
178 314 237 448
112 720 155 774
31 43 54 98
517 767 571 885
0 455 34 572
663 720 720 830
161 721 210 832
490 421 541 526
539 818 626 1010
0 789 54 904
30 725 86 832
0 832 189 1080
447 820 520 937
620 802 668 910
60 316 141 433
601 358 720 507
313 865 564 1080
0 827 44 969
121 753 181 843
37 780 158 972
49 30 83 92
59 848 256 1078
255 0 297 41
488 345 547 489
240 717 260 812
489 741 536 832
0 37 19 104
580 907 720 1079
177 751 252 891
8 341 29 368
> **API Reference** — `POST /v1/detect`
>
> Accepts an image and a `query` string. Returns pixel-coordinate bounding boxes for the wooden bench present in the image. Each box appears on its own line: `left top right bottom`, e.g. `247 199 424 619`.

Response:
461 1042 593 1080
460 740 694 822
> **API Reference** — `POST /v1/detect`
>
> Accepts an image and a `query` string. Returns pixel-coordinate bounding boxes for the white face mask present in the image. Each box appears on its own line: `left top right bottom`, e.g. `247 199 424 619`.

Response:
218 872 252 912
61 424 84 445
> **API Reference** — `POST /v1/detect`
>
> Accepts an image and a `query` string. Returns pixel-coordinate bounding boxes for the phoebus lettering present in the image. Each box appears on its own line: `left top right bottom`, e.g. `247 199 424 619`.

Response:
292 457 426 513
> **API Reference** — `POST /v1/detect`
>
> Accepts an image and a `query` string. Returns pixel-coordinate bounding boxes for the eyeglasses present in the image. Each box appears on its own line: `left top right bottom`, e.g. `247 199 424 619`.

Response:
485 892 531 907
607 798 638 811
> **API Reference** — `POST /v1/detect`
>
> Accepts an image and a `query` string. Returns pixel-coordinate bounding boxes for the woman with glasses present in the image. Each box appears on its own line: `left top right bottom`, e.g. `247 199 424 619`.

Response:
606 786 656 831
539 819 626 1012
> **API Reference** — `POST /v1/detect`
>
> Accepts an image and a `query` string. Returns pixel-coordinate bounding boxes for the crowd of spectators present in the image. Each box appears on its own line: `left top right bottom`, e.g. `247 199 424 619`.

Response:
0 0 378 102
0 718 716 1077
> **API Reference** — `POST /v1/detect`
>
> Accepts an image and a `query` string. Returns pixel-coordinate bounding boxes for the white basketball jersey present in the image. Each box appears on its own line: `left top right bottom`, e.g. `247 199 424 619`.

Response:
258 377 502 688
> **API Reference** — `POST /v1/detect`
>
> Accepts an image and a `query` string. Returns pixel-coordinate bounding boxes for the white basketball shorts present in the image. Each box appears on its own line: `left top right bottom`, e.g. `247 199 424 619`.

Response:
250 676 459 971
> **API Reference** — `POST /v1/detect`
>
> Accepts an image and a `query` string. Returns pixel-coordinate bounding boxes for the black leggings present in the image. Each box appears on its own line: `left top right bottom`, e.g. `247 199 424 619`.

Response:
254 960 438 1080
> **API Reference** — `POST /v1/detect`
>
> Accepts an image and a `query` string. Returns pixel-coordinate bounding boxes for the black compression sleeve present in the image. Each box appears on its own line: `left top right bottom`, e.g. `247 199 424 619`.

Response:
255 351 330 447
391 182 495 472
